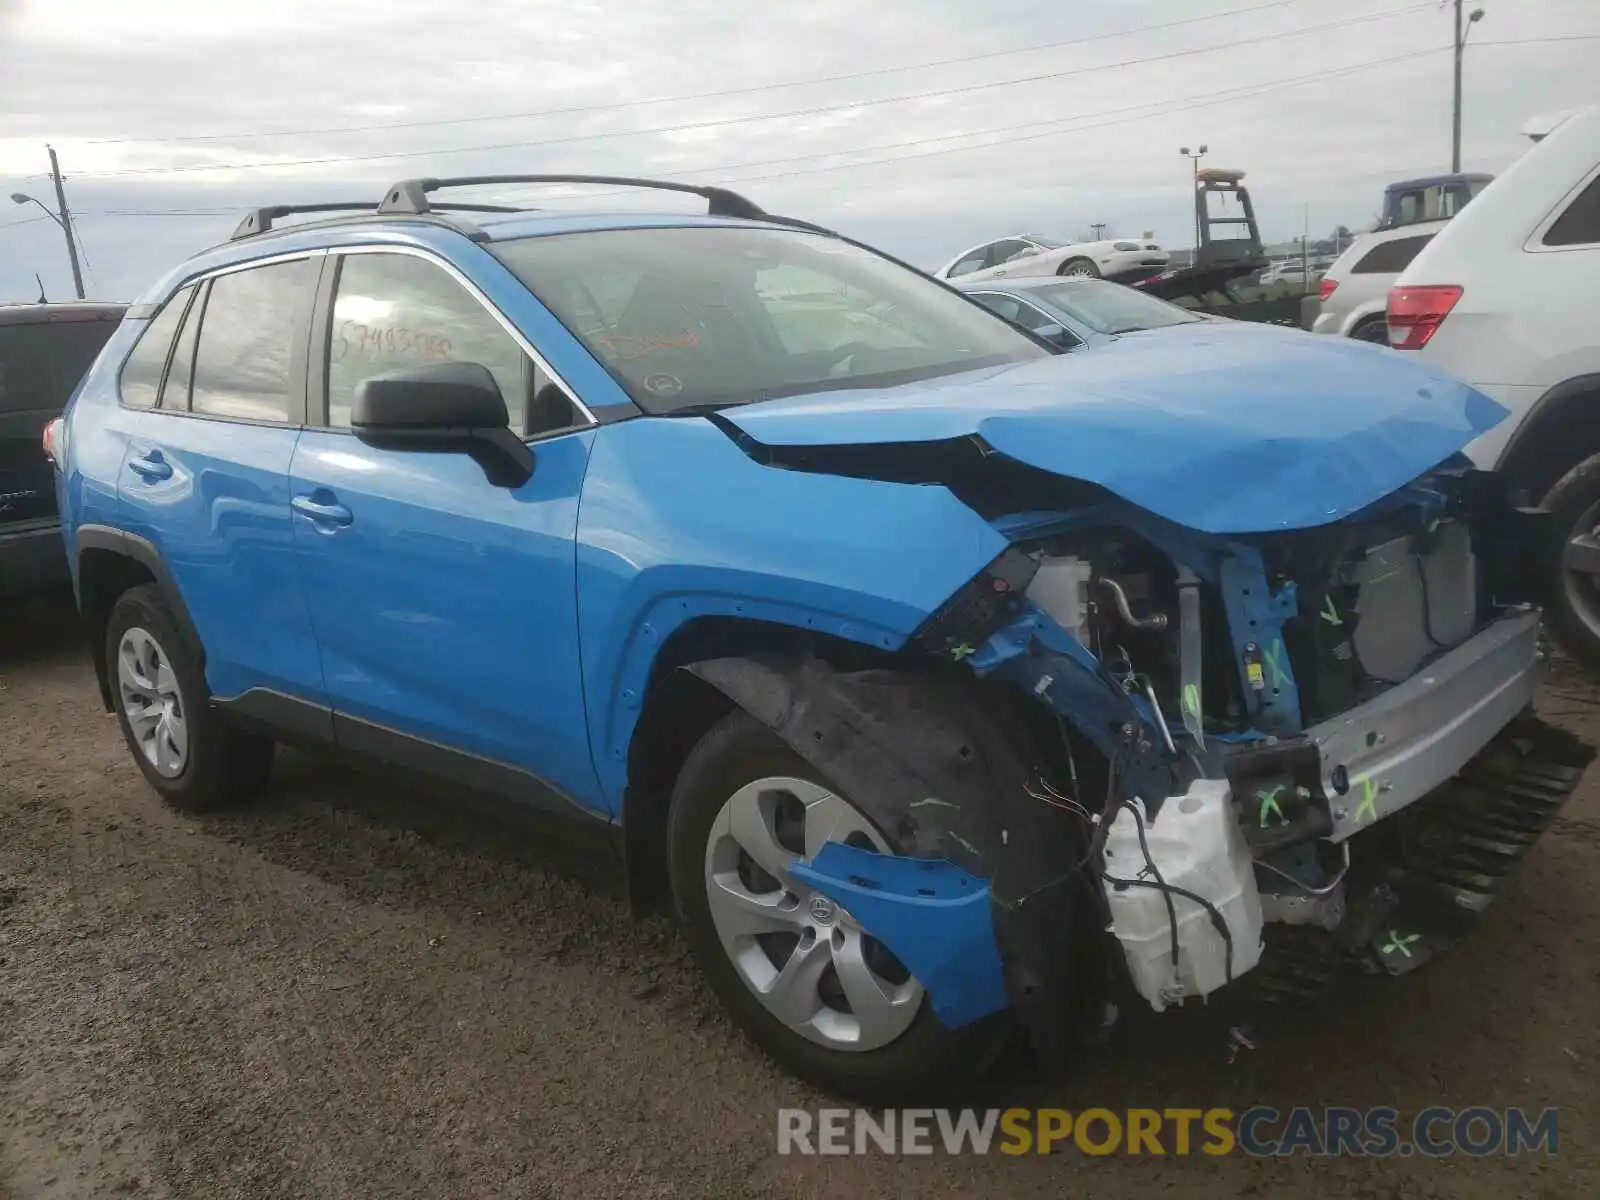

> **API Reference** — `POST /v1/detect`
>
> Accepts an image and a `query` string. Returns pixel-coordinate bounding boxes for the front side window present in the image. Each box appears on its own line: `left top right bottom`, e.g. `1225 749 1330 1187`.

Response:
1028 280 1202 335
190 260 312 422
326 252 578 433
118 286 193 410
987 239 1033 267
494 226 1046 413
970 292 1084 350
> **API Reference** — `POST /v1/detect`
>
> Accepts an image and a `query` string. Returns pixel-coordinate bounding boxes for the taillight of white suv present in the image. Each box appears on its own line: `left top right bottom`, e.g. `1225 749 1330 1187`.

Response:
1386 284 1462 350
42 416 65 469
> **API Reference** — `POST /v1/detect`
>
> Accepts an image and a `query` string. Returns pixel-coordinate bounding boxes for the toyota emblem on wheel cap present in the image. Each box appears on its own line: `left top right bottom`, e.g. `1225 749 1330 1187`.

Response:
808 895 837 924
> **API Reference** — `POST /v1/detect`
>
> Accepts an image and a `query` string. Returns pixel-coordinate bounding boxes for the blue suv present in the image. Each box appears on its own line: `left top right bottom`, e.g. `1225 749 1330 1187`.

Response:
51 176 1591 1102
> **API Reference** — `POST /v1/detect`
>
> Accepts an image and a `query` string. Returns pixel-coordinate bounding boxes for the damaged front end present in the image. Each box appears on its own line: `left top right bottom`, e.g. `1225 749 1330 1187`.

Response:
688 458 1593 1066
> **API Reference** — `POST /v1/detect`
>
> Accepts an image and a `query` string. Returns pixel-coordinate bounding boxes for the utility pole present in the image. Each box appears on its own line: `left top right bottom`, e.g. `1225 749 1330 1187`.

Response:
1179 145 1208 260
1452 2 1485 173
47 146 86 300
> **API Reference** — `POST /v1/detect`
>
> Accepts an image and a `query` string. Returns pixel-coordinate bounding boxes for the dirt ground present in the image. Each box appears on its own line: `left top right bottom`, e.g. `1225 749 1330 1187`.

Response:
1 600 1595 1199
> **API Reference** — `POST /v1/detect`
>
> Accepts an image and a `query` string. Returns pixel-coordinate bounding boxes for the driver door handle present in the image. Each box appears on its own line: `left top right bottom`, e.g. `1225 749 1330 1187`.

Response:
291 493 353 529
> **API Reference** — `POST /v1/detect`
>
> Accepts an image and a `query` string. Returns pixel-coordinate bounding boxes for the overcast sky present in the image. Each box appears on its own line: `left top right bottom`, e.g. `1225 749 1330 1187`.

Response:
1 0 1595 302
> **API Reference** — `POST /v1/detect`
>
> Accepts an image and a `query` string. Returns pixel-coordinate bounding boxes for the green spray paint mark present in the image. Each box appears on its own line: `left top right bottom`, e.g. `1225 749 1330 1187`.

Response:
1381 930 1421 958
1256 785 1288 828
947 830 982 858
1321 596 1342 626
1262 639 1287 690
910 797 959 811
950 643 975 661
1354 777 1378 824
1182 683 1202 717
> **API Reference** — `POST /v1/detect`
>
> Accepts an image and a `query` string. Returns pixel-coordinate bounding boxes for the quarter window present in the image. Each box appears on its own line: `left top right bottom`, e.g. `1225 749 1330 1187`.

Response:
326 253 578 435
190 260 312 422
1543 172 1600 247
118 285 194 409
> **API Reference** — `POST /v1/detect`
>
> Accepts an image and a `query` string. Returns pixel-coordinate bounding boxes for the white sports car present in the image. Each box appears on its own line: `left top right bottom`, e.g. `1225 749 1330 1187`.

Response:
935 234 1170 283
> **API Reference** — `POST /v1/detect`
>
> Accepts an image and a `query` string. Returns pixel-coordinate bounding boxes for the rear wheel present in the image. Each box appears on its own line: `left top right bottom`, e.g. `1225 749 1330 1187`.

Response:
1057 257 1100 278
106 585 274 811
667 710 1009 1102
1350 316 1389 345
1542 454 1600 672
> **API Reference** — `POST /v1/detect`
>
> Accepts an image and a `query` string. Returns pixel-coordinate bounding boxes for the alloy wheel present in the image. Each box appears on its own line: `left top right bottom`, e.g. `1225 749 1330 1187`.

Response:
116 626 189 778
702 776 923 1051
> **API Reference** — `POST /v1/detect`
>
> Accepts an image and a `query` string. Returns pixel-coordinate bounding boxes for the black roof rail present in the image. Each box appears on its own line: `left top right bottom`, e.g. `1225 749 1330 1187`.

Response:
230 200 532 243
377 174 769 220
232 202 377 240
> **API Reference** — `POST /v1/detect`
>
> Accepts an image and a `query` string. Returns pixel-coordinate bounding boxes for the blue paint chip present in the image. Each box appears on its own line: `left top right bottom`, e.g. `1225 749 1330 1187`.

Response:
789 842 1009 1029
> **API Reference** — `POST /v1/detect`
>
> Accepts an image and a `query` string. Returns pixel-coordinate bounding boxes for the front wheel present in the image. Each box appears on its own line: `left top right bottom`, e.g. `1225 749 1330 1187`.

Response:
1057 257 1100 278
667 710 1009 1102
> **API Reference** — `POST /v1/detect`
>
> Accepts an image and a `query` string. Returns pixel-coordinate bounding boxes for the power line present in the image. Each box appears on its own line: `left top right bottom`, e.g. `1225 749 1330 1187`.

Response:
85 0 1309 146
4 45 1459 226
73 2 1435 179
0 215 55 232
511 48 1449 201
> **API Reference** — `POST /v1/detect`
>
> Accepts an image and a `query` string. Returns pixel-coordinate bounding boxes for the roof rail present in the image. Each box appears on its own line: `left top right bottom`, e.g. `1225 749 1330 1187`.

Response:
232 202 378 240
376 174 769 220
230 200 533 242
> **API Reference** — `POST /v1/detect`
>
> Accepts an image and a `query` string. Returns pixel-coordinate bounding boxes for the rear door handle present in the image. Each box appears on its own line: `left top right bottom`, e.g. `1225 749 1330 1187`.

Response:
291 494 353 529
127 450 172 481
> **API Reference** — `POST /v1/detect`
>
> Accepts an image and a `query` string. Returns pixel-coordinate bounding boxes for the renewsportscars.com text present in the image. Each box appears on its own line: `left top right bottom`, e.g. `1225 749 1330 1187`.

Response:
776 1106 1560 1157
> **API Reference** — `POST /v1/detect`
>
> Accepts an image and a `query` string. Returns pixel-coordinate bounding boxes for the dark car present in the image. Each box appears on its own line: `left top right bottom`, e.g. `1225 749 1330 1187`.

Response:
1 303 125 601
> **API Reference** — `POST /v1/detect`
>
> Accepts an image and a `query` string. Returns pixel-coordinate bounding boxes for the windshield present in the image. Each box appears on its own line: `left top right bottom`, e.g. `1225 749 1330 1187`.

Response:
1026 280 1203 335
1026 236 1069 249
493 226 1047 413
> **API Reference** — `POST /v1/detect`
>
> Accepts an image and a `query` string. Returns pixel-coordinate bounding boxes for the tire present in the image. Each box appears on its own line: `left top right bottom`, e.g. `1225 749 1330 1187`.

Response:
1541 456 1600 672
1057 257 1100 279
105 584 274 812
667 709 1010 1103
1350 317 1389 345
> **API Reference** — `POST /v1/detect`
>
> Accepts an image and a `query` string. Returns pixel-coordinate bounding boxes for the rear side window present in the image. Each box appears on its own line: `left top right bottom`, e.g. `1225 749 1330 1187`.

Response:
118 286 194 409
190 260 312 422
1352 234 1435 274
1543 172 1600 247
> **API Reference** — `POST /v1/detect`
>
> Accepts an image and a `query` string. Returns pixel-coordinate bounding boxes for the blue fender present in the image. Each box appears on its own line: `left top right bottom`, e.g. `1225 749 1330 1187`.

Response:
575 417 1009 812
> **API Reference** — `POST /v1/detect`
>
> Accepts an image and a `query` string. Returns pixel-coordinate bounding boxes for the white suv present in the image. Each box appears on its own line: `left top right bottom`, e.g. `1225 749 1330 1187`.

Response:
1390 105 1600 663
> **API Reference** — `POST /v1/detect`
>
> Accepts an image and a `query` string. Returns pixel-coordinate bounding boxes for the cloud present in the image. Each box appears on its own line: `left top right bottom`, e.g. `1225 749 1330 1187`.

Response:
1 0 1595 299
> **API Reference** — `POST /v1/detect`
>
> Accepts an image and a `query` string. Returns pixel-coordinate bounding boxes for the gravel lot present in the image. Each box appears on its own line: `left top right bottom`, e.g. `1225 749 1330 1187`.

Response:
1 599 1595 1199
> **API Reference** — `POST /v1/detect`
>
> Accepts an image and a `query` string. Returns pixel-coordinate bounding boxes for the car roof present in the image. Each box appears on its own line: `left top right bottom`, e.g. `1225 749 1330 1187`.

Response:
131 173 849 308
130 209 816 310
0 302 127 327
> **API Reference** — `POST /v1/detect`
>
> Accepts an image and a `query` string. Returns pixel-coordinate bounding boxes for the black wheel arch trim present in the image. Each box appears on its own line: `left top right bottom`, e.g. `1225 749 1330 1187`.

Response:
74 524 206 712
1494 373 1600 494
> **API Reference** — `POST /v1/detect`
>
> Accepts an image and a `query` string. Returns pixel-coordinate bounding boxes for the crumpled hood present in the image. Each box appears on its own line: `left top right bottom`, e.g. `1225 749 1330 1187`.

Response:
720 322 1509 533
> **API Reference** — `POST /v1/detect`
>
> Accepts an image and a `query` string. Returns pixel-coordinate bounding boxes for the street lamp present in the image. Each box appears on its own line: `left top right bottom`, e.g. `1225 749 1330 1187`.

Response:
1179 145 1208 257
1452 2 1485 172
10 191 85 299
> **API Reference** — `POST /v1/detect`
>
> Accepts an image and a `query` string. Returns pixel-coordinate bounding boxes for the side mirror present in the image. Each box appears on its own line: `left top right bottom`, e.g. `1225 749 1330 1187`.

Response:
351 362 534 488
1033 323 1080 351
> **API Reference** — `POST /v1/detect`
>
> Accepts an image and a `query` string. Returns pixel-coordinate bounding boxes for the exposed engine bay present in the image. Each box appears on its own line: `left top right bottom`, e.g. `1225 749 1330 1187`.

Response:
689 460 1592 1064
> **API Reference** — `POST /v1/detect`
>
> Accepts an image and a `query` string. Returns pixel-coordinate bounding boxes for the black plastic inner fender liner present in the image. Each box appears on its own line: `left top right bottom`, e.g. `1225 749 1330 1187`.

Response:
687 655 1107 1069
